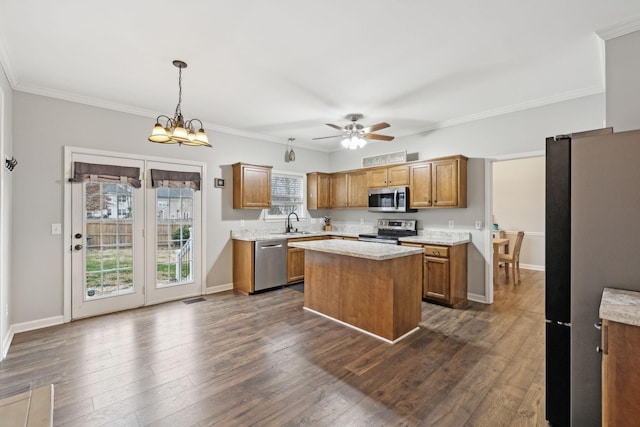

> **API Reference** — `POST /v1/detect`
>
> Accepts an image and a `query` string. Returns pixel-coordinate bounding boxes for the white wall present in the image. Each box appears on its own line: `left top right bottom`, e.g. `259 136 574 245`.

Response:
7 90 604 326
0 64 13 357
606 30 640 131
11 92 330 325
493 157 545 269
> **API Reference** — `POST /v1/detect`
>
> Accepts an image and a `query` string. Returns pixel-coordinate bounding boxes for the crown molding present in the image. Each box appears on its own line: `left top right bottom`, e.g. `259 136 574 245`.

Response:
13 83 281 144
405 85 604 135
0 38 17 88
596 16 640 41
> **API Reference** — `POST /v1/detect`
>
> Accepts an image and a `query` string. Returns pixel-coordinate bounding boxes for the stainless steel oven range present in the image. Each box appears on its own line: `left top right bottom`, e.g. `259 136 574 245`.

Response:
358 219 417 244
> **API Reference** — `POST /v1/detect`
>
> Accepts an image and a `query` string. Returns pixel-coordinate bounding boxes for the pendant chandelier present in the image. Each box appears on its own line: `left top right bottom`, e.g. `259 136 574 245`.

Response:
148 60 211 147
285 138 296 162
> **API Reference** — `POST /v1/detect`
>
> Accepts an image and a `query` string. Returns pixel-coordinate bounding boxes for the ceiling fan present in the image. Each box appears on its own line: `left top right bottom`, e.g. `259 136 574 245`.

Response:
312 114 395 149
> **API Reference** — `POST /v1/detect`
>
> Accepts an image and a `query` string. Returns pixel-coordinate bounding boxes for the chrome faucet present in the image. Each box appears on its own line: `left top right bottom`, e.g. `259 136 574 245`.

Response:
286 212 299 233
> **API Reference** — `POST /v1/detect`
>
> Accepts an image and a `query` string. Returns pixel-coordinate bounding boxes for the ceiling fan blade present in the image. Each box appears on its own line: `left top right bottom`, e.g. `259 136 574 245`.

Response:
361 122 390 133
364 133 395 141
312 135 343 140
325 123 344 131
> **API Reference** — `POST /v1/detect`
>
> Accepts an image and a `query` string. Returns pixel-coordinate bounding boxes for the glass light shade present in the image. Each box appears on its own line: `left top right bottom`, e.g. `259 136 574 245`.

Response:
187 129 196 141
148 123 171 143
195 129 209 146
357 136 367 148
341 137 350 149
172 126 189 142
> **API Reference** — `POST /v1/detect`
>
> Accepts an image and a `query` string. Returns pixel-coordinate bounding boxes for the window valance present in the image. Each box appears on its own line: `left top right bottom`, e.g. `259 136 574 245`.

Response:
70 162 141 188
150 169 201 191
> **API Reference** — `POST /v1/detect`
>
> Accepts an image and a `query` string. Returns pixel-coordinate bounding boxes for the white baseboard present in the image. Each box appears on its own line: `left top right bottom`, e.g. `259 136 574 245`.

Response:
2 328 13 359
467 293 489 304
520 263 545 271
206 283 233 294
3 316 65 358
12 316 64 334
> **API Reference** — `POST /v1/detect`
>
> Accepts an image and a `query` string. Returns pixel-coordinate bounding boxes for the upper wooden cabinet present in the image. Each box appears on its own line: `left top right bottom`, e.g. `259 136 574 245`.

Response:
367 165 410 188
410 155 467 209
232 163 272 209
330 173 348 208
347 170 368 207
307 172 331 210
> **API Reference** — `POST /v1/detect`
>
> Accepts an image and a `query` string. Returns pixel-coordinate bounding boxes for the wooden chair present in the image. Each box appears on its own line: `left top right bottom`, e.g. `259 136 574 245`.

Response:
499 231 525 284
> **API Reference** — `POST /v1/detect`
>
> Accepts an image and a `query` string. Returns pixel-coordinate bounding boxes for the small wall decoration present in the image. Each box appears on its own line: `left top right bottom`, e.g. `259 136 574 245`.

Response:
4 156 17 171
214 178 225 188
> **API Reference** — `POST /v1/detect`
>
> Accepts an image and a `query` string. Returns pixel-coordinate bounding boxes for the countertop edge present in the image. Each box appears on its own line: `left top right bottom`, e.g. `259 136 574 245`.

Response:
289 240 424 261
599 287 640 327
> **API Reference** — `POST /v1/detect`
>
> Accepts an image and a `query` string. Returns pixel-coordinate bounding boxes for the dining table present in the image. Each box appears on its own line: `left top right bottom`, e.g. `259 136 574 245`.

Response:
493 238 510 285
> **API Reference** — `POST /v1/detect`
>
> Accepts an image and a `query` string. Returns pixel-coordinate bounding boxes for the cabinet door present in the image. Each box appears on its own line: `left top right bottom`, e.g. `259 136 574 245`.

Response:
367 168 388 188
432 159 458 207
387 165 410 186
410 162 432 208
307 173 331 210
330 173 348 208
424 256 450 302
233 163 272 209
287 247 305 283
347 171 368 207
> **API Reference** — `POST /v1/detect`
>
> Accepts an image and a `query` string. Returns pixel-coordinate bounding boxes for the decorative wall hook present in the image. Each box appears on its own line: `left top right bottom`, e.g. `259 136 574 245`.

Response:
5 156 17 171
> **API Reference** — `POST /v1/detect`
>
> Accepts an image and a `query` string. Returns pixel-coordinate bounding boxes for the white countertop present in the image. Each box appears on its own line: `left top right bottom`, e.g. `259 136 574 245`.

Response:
231 229 471 246
288 239 424 261
600 287 640 327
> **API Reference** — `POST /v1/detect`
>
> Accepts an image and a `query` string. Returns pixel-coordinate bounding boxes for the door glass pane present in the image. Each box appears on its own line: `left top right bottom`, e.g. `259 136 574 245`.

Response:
156 187 194 287
84 183 134 299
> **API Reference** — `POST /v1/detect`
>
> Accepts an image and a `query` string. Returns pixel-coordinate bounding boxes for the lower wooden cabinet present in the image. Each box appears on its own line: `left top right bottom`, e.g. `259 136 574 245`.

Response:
401 242 468 308
287 236 327 283
602 319 640 426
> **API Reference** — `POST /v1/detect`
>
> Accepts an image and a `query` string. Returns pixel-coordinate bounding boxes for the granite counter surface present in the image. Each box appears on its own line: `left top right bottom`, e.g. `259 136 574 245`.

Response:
600 287 640 327
288 239 424 261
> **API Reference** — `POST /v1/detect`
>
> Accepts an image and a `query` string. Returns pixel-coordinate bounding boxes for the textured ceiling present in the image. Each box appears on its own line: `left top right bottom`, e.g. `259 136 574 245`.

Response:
1 1 640 151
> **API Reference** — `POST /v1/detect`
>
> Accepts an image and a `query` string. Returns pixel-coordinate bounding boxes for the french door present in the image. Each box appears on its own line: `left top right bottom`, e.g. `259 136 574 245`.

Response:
69 151 204 319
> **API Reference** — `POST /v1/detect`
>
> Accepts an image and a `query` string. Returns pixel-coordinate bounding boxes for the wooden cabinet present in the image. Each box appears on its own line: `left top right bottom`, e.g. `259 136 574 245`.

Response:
409 156 468 209
347 170 368 207
602 319 640 426
330 173 347 208
287 236 327 283
367 165 410 188
232 163 272 209
232 239 255 294
307 172 331 210
409 162 432 208
401 242 468 308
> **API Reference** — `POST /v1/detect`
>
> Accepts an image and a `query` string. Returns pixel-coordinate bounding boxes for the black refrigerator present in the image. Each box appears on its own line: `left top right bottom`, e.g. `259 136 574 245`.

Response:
545 128 640 426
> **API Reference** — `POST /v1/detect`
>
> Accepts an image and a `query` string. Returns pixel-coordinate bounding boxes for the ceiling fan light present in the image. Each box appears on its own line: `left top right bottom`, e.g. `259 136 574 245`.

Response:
341 137 350 148
357 136 367 148
148 123 171 143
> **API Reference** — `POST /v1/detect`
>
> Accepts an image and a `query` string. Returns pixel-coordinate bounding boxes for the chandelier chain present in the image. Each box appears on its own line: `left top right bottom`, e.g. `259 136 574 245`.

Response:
175 66 183 118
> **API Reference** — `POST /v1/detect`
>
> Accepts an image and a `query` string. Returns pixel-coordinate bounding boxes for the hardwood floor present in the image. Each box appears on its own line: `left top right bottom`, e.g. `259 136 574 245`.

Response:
0 269 546 426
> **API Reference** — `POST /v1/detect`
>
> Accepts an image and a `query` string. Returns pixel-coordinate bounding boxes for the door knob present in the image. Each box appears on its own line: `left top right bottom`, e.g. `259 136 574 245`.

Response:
75 233 82 239
74 244 83 251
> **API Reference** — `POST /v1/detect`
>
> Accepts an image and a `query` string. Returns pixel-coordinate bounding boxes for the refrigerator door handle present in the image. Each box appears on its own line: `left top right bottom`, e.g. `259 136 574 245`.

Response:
545 319 572 327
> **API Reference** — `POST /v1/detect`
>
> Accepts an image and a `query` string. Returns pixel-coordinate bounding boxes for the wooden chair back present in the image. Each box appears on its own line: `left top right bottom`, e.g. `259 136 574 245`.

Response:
512 231 525 261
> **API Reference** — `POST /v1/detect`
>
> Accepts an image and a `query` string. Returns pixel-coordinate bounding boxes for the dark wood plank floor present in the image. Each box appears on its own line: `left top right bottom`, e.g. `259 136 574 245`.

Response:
0 269 546 426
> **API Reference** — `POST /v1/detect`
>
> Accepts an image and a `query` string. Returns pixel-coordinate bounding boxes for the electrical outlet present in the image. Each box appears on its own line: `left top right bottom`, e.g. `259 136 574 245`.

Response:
448 220 454 229
360 218 364 225
239 219 245 227
475 221 482 229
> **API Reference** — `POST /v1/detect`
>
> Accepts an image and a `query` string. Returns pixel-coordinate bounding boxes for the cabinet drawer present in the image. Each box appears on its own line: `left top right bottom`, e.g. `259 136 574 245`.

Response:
423 245 448 257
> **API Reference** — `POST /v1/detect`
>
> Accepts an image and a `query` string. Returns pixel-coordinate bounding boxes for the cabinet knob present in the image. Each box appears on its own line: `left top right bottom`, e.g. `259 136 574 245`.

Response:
594 321 602 330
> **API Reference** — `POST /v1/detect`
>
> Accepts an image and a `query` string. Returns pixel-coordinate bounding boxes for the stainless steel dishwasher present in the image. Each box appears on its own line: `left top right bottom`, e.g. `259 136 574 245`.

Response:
254 239 287 291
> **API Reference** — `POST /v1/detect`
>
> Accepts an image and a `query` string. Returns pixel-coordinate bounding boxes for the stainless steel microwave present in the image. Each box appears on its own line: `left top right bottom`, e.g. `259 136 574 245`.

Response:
367 186 416 212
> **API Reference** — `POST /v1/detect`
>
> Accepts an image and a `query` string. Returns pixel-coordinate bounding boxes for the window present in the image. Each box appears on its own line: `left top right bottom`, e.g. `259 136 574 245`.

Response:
265 171 305 219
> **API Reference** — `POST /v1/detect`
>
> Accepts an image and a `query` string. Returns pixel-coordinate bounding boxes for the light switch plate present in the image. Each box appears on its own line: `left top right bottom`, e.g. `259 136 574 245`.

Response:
51 223 62 235
475 221 482 229
448 220 454 229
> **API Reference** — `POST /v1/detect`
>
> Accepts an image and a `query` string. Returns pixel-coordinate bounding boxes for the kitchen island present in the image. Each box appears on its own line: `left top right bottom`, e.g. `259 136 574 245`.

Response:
288 239 424 343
